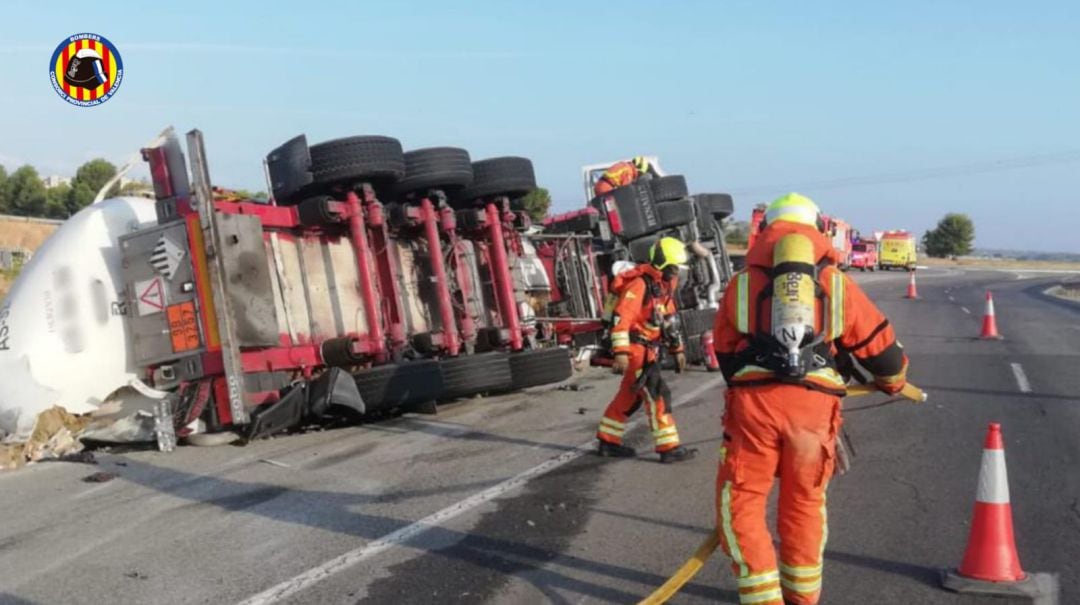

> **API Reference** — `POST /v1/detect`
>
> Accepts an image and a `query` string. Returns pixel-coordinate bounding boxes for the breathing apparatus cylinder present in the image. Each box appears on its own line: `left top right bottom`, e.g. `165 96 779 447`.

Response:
771 233 818 377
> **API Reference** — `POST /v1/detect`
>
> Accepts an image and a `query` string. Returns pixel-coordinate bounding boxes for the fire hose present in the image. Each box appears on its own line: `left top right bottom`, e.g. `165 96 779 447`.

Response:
637 381 927 605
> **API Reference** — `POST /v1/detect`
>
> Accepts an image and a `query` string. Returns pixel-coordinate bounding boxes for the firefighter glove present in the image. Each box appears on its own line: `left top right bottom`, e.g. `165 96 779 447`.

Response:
874 371 907 395
612 353 630 375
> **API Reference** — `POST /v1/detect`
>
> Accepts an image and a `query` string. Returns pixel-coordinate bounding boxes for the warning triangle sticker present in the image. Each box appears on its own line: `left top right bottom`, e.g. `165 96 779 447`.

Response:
138 278 165 314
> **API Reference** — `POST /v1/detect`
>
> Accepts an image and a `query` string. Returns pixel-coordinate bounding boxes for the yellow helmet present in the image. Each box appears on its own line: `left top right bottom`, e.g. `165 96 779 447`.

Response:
763 192 824 231
649 236 689 271
631 156 650 174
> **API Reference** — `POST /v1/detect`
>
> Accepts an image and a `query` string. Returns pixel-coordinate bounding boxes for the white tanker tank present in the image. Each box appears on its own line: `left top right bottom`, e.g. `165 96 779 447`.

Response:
0 197 158 441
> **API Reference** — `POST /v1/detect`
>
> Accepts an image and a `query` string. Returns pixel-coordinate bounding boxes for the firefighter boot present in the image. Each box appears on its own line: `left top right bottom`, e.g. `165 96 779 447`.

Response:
597 440 637 458
659 445 698 463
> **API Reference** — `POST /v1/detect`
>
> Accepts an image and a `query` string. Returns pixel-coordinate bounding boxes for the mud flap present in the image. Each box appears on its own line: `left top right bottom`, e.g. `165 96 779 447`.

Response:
245 383 309 441
308 367 366 419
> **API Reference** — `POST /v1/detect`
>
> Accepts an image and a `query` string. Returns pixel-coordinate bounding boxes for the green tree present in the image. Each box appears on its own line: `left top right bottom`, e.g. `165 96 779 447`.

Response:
66 158 118 213
233 189 270 202
922 213 975 258
120 179 153 197
45 183 72 218
0 165 8 213
519 187 551 222
1 166 47 217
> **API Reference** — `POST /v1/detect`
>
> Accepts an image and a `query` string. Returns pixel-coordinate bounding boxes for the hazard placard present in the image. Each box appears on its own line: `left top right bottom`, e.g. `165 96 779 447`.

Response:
166 301 201 353
135 277 167 316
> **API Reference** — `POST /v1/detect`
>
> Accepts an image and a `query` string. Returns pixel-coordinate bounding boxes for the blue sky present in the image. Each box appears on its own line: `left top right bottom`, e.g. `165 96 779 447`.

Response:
2 0 1078 251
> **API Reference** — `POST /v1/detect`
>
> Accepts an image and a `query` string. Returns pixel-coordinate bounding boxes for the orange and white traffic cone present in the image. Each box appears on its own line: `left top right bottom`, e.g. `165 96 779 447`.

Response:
905 271 919 299
942 423 1058 599
980 291 1003 340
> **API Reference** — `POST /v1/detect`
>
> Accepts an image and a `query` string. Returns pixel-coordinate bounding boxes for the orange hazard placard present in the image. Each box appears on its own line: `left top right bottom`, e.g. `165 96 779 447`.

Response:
166 301 201 353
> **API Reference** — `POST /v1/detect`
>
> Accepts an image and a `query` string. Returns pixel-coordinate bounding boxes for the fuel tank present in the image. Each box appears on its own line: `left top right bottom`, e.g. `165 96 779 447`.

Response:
0 197 158 440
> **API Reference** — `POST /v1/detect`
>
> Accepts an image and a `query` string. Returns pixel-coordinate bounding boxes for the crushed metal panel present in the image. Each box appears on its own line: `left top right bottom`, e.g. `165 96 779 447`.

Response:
216 213 281 347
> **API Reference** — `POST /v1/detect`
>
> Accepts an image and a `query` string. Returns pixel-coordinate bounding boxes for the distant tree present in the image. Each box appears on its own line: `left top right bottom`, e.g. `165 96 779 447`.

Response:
923 213 975 258
0 165 7 213
45 183 72 218
1 166 48 217
724 220 750 247
233 189 269 202
519 187 551 222
66 159 118 213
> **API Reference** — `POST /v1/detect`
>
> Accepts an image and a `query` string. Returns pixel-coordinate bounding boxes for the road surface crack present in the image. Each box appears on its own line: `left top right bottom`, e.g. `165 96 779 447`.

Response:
892 476 929 513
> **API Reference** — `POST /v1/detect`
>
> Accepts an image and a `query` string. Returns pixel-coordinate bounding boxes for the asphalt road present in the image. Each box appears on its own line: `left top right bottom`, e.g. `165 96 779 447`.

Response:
0 267 1077 605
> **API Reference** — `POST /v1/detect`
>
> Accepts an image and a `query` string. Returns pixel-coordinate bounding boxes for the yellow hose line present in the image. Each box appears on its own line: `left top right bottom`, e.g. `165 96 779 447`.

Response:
638 532 720 605
846 382 925 402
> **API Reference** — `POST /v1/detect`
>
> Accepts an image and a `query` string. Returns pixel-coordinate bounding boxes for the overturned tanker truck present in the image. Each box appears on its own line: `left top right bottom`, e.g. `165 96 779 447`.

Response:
0 130 733 448
0 129 575 445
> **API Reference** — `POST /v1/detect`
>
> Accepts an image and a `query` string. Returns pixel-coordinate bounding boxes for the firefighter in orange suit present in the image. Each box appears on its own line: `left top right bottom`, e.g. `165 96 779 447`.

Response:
593 156 655 196
596 237 698 463
711 193 909 605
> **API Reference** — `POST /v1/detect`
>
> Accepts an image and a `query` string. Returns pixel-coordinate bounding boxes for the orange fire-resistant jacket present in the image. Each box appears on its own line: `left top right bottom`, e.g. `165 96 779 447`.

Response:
713 222 907 395
594 161 641 196
610 264 684 355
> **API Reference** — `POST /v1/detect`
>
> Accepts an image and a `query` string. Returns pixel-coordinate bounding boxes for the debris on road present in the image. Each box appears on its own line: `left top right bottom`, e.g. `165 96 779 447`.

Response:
82 471 117 483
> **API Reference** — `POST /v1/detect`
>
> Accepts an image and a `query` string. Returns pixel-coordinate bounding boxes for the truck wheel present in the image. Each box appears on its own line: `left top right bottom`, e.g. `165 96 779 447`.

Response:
353 360 444 412
694 193 734 220
658 199 695 228
296 195 340 227
395 147 474 195
439 352 513 400
650 175 689 202
627 235 658 263
453 157 536 207
309 135 406 190
509 348 573 390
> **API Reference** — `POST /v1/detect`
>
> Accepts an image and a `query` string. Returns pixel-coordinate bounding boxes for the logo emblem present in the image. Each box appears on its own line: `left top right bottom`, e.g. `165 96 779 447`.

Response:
49 33 123 106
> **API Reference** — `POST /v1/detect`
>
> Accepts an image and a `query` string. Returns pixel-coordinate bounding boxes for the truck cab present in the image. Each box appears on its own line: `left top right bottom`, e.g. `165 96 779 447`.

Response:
879 230 917 271
850 239 878 271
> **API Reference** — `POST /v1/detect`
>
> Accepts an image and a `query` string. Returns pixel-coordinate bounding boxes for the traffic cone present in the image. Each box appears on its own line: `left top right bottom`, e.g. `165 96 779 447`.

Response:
942 423 1058 599
905 271 919 299
980 291 1003 340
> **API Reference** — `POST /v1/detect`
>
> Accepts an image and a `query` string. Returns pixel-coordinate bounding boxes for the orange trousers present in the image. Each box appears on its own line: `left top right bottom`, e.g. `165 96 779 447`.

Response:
716 384 841 605
596 344 682 452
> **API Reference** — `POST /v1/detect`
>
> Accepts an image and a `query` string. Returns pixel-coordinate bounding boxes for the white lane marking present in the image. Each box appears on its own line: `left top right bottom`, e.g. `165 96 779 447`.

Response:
948 295 955 302
961 306 971 314
1010 363 1032 393
237 376 727 605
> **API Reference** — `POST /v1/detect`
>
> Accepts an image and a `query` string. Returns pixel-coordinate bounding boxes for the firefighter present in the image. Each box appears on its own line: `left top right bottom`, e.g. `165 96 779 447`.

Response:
711 193 908 605
593 156 655 196
596 237 698 463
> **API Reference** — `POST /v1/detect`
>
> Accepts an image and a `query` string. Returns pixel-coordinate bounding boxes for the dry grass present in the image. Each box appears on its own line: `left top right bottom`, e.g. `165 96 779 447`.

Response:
0 273 10 301
0 219 58 251
921 256 1080 271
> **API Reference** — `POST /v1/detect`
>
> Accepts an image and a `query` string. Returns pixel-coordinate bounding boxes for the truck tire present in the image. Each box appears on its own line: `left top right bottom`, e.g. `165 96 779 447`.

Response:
296 195 340 227
694 193 734 220
509 348 573 390
628 235 658 263
354 360 444 412
658 199 696 228
439 352 513 400
650 175 689 202
395 147 474 195
454 157 536 207
309 135 406 189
